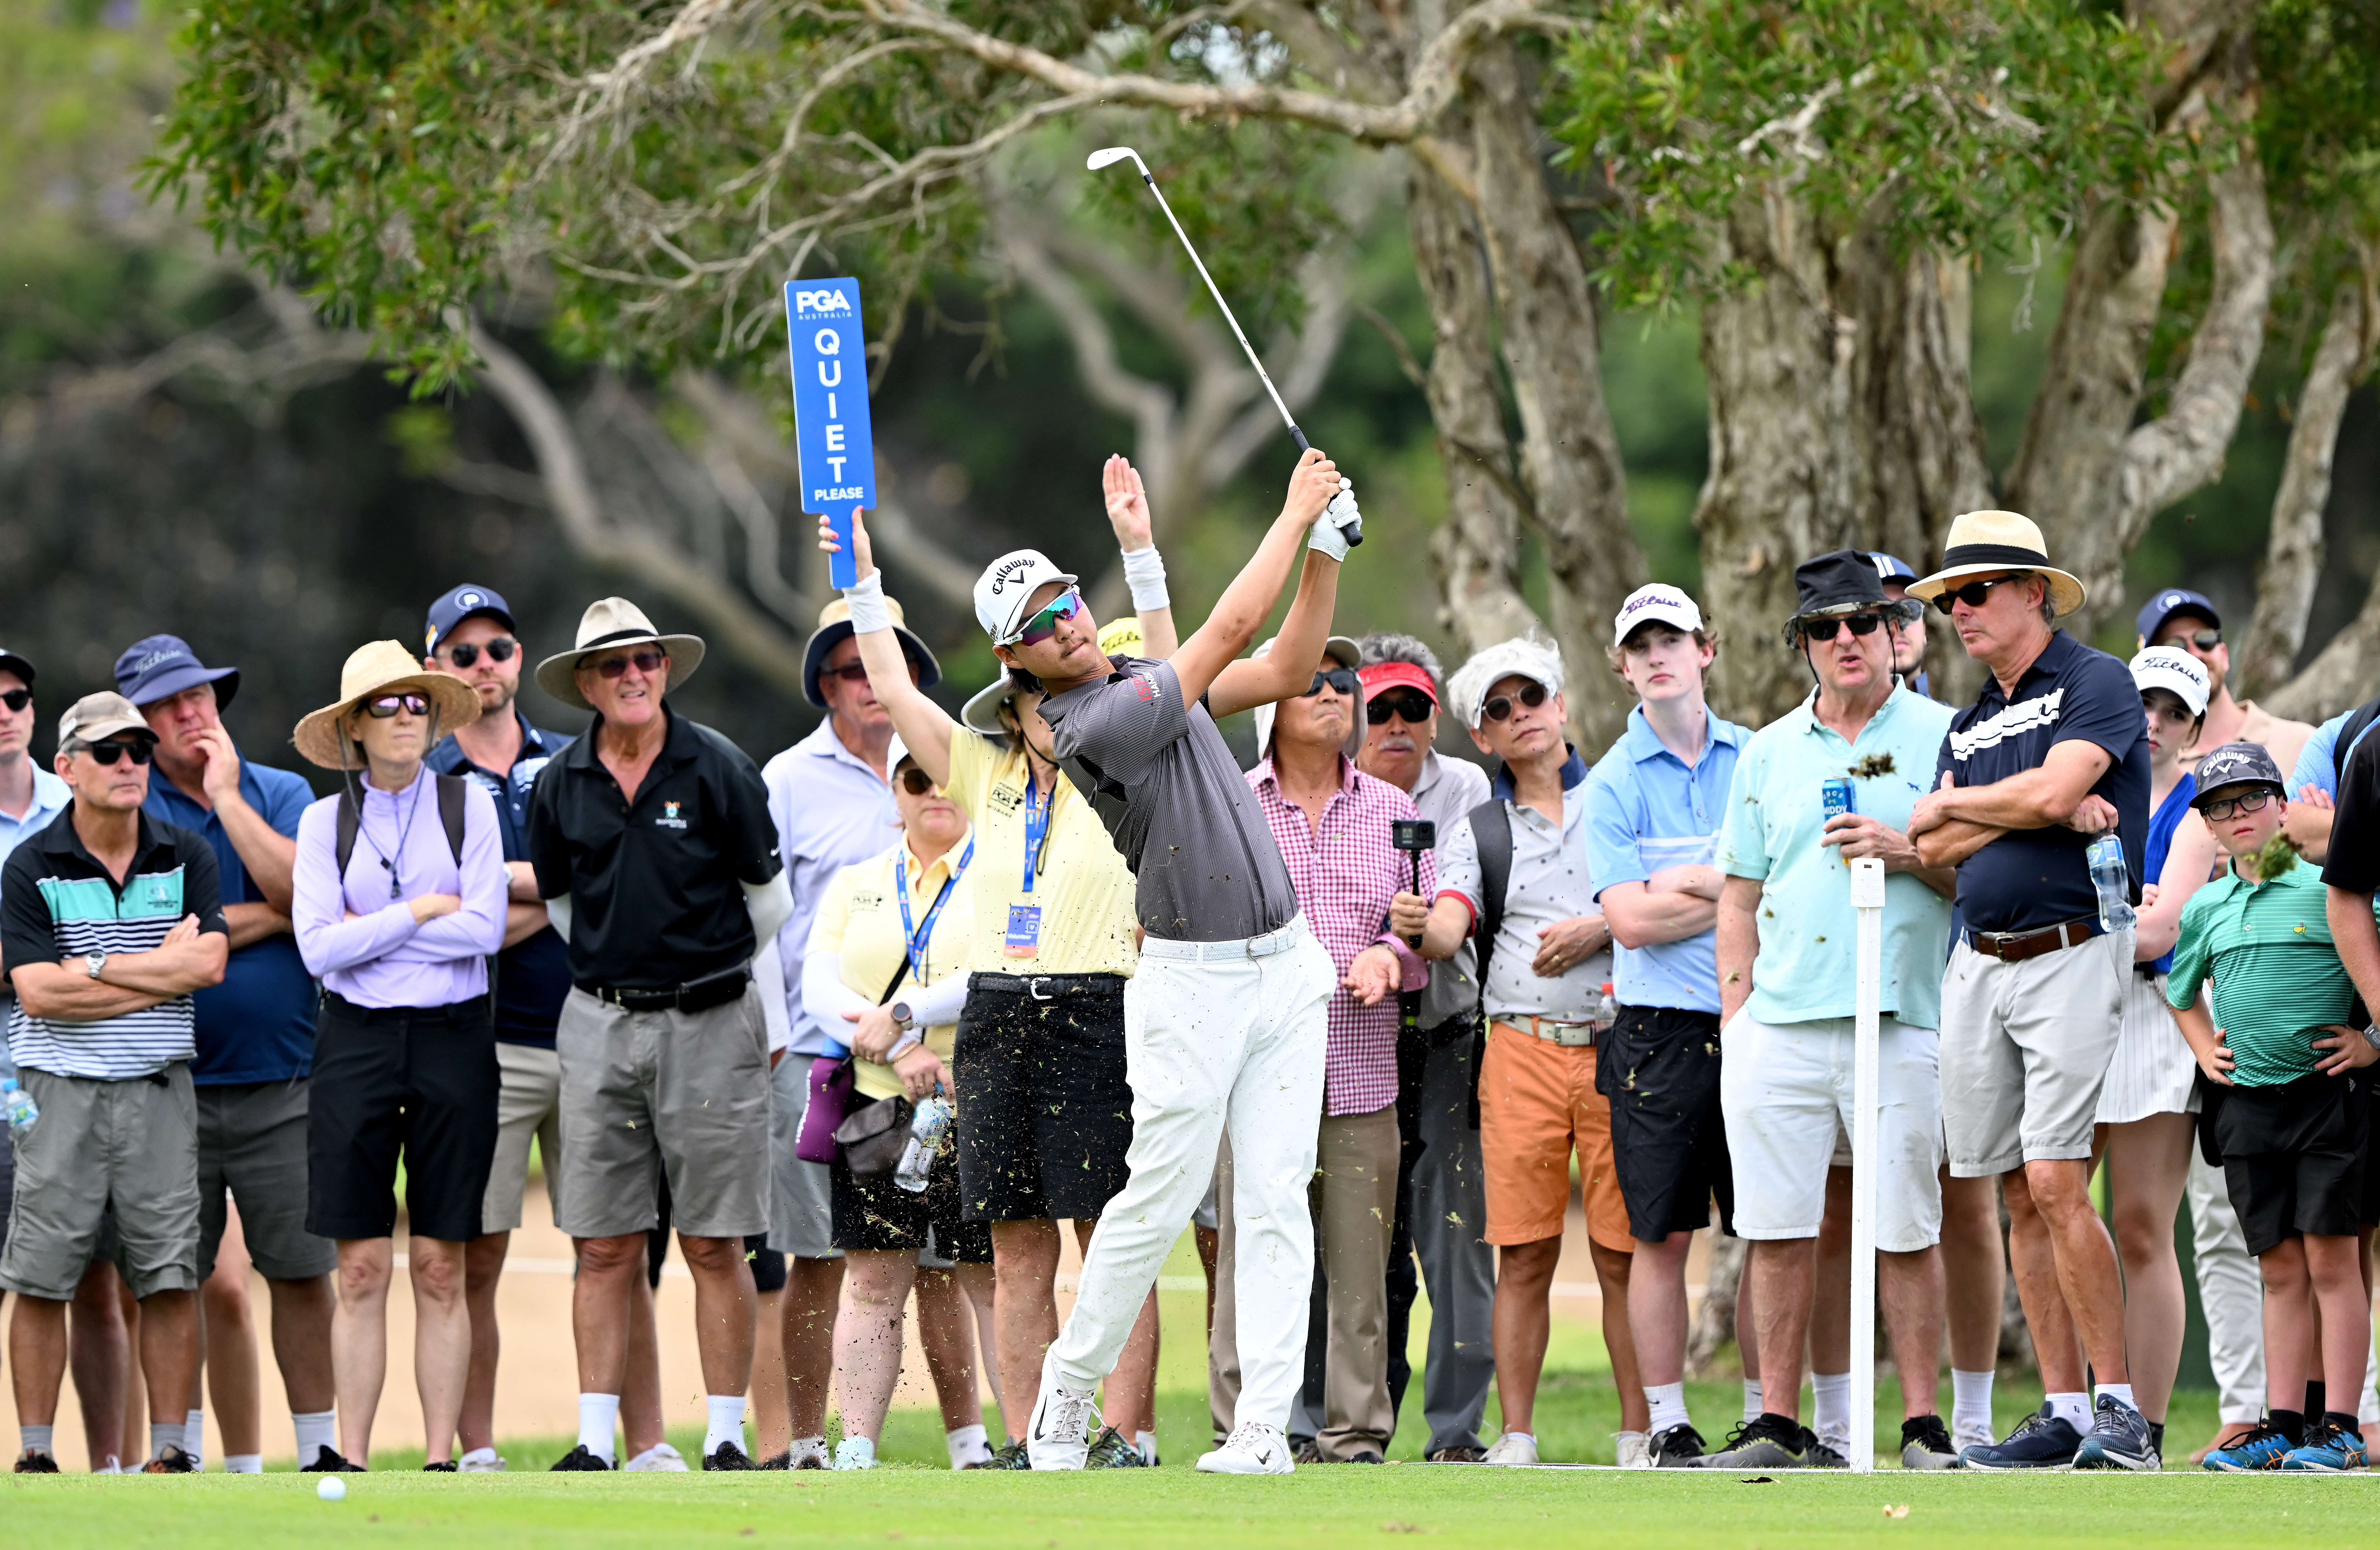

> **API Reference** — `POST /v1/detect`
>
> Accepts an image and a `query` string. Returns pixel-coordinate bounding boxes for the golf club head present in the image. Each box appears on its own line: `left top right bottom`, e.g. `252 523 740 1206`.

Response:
1086 146 1144 174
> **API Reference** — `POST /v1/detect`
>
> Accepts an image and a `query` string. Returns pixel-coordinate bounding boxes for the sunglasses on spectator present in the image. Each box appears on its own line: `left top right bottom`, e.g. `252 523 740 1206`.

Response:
821 659 921 686
1931 575 2029 616
592 649 666 679
1008 589 1084 648
1366 690 1435 726
2200 789 2275 821
1302 668 1360 698
441 638 517 668
78 739 153 766
1483 682 1550 722
896 766 937 796
363 693 431 718
0 688 28 713
1800 612 1889 641
2167 628 2223 652
1887 599 1925 625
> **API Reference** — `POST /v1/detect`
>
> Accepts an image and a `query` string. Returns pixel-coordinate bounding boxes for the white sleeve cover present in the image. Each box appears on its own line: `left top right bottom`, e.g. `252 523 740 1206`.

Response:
744 873 794 947
801 944 876 1032
751 940 794 1054
544 892 574 944
901 967 971 1029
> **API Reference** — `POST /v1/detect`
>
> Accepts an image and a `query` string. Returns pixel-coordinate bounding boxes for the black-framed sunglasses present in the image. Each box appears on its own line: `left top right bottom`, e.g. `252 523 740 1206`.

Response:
1931 574 2029 616
441 638 517 668
593 649 666 679
1800 612 1889 642
2166 628 2223 652
1301 668 1360 698
364 693 431 718
1886 599 1925 625
2200 789 2275 821
79 739 153 766
0 688 28 713
895 766 937 796
1366 690 1435 726
822 659 920 686
1483 682 1550 722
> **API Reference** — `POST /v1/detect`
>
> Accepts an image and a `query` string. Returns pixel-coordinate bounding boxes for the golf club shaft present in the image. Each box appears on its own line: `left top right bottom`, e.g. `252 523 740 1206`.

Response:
1128 166 1307 451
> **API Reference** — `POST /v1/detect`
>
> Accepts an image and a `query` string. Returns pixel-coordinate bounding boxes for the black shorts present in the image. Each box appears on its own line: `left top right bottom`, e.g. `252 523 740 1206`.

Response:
2363 1080 2380 1227
831 1143 992 1263
954 975 1134 1222
1598 1005 1734 1242
306 994 499 1244
2217 1072 2370 1257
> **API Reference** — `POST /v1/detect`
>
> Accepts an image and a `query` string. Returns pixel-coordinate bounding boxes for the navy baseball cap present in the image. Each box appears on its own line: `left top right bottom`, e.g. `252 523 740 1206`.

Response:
2136 588 2220 645
0 646 33 686
1870 552 1919 585
425 583 517 656
114 634 237 711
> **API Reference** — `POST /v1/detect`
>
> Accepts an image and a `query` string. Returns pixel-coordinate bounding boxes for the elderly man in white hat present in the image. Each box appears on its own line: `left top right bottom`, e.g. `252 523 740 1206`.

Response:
1903 511 2154 1471
524 599 794 1472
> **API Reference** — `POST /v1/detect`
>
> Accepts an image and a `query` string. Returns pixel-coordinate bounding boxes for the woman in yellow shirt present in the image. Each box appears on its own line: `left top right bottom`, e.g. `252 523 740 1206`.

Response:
802 737 990 1469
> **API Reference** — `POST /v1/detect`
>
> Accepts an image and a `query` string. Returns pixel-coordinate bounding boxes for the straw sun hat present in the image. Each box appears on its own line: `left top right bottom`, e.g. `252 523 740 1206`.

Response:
293 640 482 770
1906 510 2087 619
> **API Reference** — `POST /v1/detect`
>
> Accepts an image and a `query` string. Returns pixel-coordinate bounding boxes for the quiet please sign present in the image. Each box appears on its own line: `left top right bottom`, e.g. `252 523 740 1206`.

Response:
785 278 875 588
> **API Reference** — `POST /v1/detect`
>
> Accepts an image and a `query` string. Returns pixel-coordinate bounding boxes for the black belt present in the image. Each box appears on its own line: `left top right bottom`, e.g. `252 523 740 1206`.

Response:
581 964 751 1014
969 971 1124 1001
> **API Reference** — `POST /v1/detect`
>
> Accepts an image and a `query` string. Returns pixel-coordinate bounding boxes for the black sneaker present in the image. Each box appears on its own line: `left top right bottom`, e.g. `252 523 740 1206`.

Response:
1648 1423 1706 1467
1294 1438 1324 1464
1900 1414 1961 1470
757 1451 792 1470
1085 1427 1147 1468
14 1450 60 1474
1803 1429 1849 1469
423 1460 458 1473
982 1440 1032 1470
302 1447 366 1473
1348 1451 1385 1464
1961 1405 2082 1471
1697 1414 1805 1470
549 1443 614 1472
703 1440 759 1471
141 1446 197 1474
2072 1394 2159 1471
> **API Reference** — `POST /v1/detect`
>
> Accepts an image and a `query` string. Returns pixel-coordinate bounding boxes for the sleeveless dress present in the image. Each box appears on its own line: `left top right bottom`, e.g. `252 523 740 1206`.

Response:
2096 773 2200 1124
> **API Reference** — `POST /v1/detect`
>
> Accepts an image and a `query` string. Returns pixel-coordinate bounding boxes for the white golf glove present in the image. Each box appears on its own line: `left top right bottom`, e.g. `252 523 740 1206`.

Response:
1308 478 1361 561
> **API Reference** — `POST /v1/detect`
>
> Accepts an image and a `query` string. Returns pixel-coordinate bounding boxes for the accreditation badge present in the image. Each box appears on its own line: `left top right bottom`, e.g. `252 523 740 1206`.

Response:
1003 904 1042 958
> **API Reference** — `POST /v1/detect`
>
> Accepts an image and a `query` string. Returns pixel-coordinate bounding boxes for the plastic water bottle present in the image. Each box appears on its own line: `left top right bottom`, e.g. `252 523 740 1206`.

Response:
2086 834 2137 933
1 1077 35 1136
1593 982 1618 1032
894 1095 953 1193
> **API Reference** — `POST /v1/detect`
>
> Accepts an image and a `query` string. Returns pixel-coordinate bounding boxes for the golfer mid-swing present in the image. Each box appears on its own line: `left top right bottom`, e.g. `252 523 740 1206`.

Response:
823 446 1356 1474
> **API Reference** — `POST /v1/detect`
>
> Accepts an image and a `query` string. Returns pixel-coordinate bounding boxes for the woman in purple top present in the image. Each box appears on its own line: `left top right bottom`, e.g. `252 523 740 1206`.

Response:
290 641 507 1471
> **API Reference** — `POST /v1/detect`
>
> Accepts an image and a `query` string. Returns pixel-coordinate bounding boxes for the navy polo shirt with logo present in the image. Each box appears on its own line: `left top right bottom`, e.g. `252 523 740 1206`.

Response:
526 706 782 990
1934 629 2149 936
429 711 575 1048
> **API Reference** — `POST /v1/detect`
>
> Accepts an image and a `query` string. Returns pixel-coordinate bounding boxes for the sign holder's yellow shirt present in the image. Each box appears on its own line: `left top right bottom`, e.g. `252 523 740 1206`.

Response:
944 732 1138 976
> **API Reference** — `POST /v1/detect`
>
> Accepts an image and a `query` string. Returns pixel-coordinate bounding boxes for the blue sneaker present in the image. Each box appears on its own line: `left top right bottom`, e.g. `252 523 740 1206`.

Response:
2073 1395 2159 1471
2281 1423 2369 1473
2202 1421 2293 1472
1960 1405 2082 1471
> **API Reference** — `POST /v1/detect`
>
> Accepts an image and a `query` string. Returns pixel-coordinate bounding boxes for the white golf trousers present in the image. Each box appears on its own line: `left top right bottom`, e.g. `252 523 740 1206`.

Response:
1049 920 1334 1431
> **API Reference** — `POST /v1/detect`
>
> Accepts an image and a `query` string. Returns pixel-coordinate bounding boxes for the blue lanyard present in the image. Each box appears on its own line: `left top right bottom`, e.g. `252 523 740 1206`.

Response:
895 835 975 984
1021 774 1057 894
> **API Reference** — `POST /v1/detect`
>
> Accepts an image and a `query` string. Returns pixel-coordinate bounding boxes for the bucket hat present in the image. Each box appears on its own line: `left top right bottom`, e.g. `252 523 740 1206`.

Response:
294 640 482 769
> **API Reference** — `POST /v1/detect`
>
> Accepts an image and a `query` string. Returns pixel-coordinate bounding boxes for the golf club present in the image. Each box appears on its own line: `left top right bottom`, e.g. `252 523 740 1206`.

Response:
1088 144 1360 547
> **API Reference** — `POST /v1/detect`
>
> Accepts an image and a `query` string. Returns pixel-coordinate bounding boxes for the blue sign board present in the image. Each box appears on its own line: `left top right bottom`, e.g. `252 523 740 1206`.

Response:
785 278 875 587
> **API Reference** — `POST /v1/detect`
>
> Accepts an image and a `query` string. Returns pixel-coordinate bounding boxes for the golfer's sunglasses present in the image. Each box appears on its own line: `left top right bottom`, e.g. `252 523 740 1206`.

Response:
1301 668 1360 698
2201 790 2275 821
441 638 517 668
0 688 28 713
592 649 666 679
78 739 153 766
1931 575 2029 616
1366 690 1435 725
364 693 431 718
1800 612 1890 642
1483 682 1550 722
1011 589 1084 649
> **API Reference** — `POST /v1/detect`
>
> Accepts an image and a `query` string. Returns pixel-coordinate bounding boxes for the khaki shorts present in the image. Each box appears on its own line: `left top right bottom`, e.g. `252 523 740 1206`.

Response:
196 1077 335 1281
482 1041 564 1236
1478 1022 1632 1252
1940 929 2129 1177
554 985 772 1241
0 1065 200 1301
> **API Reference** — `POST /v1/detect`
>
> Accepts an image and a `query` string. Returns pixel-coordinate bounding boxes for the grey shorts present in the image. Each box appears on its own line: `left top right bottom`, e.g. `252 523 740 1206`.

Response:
1940 928 2129 1176
0 1064 200 1301
766 1052 839 1261
554 985 771 1241
482 1040 564 1235
196 1078 335 1281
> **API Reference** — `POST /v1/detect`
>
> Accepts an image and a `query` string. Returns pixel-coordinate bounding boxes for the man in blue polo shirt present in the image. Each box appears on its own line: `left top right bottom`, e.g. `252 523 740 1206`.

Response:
1587 583 1749 1467
1905 511 2151 1471
120 634 338 1473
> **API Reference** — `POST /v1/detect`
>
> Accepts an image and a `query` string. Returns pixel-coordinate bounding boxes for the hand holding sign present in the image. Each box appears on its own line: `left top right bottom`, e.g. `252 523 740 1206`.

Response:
785 278 876 588
816 507 875 583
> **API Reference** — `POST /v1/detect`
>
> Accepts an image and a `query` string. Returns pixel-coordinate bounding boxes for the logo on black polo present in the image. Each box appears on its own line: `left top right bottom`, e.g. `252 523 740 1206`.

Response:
656 798 689 830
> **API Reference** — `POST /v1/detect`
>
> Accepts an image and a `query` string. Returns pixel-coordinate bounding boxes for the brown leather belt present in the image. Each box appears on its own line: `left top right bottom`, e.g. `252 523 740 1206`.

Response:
1966 916 2102 964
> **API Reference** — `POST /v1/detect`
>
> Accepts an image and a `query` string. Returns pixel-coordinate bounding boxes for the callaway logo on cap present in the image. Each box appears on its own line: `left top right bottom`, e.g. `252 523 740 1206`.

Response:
972 549 1080 643
1612 583 1703 649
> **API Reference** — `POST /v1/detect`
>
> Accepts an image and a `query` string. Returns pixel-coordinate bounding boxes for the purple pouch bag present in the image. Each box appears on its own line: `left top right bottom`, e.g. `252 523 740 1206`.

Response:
795 1056 855 1165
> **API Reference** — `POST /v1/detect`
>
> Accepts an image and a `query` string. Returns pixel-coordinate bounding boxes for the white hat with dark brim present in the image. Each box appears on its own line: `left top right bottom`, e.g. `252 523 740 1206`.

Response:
294 640 482 770
534 598 707 711
1250 635 1362 759
2130 644 2210 719
1908 510 2087 619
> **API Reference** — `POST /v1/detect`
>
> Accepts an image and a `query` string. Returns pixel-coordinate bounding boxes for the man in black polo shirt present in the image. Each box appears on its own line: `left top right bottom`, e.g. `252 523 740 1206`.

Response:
525 599 790 1473
1905 512 2152 1471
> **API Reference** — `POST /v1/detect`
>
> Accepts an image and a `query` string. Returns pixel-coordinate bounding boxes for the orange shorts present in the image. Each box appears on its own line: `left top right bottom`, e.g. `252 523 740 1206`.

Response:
1479 1021 1634 1252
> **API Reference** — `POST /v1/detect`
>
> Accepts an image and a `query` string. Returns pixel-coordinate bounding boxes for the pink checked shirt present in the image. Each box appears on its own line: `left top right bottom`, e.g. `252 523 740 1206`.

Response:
1247 756 1434 1116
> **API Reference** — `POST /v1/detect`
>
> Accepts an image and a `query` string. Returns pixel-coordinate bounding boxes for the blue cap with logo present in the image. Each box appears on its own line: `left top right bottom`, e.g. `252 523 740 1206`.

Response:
114 634 238 711
425 583 517 656
2136 588 2220 646
1870 552 1919 585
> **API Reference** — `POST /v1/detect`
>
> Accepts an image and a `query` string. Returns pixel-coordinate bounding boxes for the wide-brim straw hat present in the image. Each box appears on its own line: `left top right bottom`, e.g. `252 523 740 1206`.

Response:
294 640 482 770
801 594 939 709
535 597 707 711
1908 510 2087 619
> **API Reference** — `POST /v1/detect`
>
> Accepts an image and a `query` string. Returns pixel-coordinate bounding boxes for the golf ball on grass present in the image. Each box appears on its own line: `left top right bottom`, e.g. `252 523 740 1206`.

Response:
317 1476 346 1501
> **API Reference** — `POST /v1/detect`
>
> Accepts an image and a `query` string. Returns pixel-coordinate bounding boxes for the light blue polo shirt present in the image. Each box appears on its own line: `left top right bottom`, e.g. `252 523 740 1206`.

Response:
1715 685 1955 1029
1586 703 1749 1013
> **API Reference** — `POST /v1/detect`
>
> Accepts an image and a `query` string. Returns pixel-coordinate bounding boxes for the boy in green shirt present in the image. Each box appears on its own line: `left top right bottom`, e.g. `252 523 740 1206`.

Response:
2169 742 2378 1471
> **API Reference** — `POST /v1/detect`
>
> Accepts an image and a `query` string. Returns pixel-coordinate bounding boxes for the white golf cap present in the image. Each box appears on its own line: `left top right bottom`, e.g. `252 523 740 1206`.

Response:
1612 583 1703 648
1446 636 1566 731
2130 644 2210 719
974 549 1081 644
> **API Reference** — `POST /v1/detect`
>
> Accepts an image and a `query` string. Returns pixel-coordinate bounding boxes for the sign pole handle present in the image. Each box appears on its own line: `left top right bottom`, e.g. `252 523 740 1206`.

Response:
1848 856 1887 1474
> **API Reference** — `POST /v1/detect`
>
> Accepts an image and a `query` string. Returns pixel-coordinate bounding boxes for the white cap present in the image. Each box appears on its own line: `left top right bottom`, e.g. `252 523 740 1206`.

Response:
974 549 1080 643
2130 644 2210 719
887 730 913 775
1446 636 1566 731
1612 583 1703 648
1249 635 1363 758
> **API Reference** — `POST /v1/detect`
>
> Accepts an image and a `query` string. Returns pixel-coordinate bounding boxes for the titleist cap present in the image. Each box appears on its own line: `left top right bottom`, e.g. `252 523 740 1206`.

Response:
1612 583 1702 649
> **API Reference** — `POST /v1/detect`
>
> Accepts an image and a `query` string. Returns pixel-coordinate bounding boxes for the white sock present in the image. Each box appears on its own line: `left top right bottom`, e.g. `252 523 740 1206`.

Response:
834 1434 877 1469
21 1423 54 1458
459 1446 499 1468
946 1423 991 1469
1812 1372 1851 1444
293 1409 337 1468
224 1453 263 1474
1742 1378 1764 1424
789 1434 827 1467
185 1408 206 1468
1134 1430 1158 1467
2045 1391 2090 1430
1646 1382 1690 1434
1950 1369 1994 1435
577 1392 622 1464
152 1421 185 1462
2093 1382 2136 1413
704 1395 747 1459
1502 1429 1536 1445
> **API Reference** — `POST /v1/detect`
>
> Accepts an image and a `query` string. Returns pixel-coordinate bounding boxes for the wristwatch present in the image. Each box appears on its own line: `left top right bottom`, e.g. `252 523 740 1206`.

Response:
2362 1024 2380 1053
890 1000 916 1031
84 951 106 980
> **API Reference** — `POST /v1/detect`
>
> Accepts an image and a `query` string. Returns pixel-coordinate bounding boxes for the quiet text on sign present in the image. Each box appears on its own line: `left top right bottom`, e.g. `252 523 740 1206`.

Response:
784 277 875 587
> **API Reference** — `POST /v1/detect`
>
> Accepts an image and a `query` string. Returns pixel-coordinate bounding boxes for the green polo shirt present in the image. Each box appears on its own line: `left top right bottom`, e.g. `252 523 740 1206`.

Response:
2167 861 2352 1087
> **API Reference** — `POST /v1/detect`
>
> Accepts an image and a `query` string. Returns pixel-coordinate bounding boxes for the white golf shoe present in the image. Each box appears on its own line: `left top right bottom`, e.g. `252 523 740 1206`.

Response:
1024 1353 1099 1471
1615 1431 1651 1469
1482 1432 1539 1466
622 1442 688 1473
1197 1422 1295 1474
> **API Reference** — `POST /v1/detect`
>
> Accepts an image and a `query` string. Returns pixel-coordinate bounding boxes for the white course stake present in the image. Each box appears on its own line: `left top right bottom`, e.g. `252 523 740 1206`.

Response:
1847 855 1887 1473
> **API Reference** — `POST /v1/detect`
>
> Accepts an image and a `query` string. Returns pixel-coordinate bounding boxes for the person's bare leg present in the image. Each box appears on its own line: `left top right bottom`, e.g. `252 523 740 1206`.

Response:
1809 1168 1852 1382
117 1275 146 1456
621 1266 665 1458
330 1239 393 1465
2306 1235 2372 1414
1591 1241 1648 1431
914 1267 985 1434
2103 1113 2192 1422
1627 1231 1697 1389
1079 1220 1160 1436
200 1223 262 1459
750 1287 789 1459
68 1261 129 1467
678 1234 758 1398
1938 1170 2004 1374
2260 1241 2312 1419
782 1255 843 1444
1488 1236 1561 1436
1879 1246 1945 1418
2000 1167 2085 1393
1196 1223 1220 1345
134 1289 199 1464
267 1273 336 1421
458 1232 508 1455
1746 1238 1815 1422
957 1262 1004 1433
2021 1157 2129 1382
407 1237 470 1464
8 1296 69 1441
570 1234 640 1414
989 1219 1062 1440
834 1252 917 1443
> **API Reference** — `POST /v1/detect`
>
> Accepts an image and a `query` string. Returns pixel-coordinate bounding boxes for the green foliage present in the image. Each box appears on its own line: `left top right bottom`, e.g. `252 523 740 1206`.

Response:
1547 0 2182 310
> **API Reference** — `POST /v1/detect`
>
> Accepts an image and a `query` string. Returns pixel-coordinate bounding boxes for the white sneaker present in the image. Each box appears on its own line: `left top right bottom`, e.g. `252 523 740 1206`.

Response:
1482 1432 1539 1466
1953 1418 1996 1455
833 1436 877 1470
623 1442 689 1473
459 1449 508 1473
1615 1431 1651 1469
1196 1422 1295 1474
1024 1353 1100 1471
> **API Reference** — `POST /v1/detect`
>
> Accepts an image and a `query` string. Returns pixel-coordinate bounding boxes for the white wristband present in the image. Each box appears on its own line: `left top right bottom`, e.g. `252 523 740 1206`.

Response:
1120 545 1170 612
843 568 890 635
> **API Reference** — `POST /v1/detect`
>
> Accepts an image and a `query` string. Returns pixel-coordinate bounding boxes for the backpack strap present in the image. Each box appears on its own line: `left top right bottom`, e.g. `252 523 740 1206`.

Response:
1464 795 1514 1130
335 789 360 878
2334 696 2380 789
436 773 467 864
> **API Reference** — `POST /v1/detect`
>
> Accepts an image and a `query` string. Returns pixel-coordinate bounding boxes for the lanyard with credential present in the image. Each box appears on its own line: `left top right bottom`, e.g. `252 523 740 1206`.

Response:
896 835 975 984
1021 774 1058 894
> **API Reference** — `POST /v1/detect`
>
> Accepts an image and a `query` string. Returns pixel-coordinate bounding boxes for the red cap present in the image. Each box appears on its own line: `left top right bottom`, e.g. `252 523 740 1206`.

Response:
1358 661 1438 705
